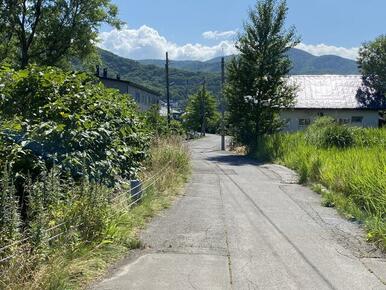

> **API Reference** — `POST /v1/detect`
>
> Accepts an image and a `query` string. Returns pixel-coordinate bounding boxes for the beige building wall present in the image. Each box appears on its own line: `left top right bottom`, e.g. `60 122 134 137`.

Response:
280 109 379 132
99 78 159 111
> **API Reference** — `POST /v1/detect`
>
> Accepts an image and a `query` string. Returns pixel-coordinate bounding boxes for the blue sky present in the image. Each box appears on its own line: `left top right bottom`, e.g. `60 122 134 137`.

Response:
99 0 386 61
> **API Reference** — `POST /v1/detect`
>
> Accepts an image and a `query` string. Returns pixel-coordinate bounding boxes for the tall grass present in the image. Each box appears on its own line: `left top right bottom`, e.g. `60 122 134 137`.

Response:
255 127 386 250
0 137 190 290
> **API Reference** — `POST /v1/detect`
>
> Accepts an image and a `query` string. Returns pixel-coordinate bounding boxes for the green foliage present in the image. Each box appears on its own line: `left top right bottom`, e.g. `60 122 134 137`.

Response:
0 167 21 258
0 137 191 290
0 65 150 186
254 127 386 249
96 49 222 103
305 117 355 148
183 86 220 134
358 35 386 96
226 0 299 148
0 0 122 68
144 105 185 137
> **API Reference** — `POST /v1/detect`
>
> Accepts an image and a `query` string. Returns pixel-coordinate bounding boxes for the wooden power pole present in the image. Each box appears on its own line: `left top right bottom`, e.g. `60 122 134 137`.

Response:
165 52 171 125
221 57 225 150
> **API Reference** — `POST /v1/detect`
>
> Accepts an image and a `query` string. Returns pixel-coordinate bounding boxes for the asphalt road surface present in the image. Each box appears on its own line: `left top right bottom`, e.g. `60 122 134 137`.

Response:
95 135 386 290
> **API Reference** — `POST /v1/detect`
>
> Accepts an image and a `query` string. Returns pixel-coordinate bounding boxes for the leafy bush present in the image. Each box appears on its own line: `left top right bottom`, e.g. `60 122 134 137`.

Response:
0 66 150 186
305 116 355 148
144 105 185 137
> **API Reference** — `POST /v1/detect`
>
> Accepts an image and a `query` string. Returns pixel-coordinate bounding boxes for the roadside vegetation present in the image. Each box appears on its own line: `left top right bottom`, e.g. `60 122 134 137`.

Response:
225 0 299 150
183 84 220 136
255 117 386 250
223 0 386 251
0 66 190 289
0 2 193 287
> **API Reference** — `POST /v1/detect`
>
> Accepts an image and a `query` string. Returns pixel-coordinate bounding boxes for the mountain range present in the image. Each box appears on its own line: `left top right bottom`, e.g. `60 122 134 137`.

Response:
97 48 359 102
138 48 358 75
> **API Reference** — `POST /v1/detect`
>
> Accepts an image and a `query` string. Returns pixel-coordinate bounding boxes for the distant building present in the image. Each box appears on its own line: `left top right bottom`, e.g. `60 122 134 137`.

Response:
281 75 385 132
159 101 183 120
96 66 161 111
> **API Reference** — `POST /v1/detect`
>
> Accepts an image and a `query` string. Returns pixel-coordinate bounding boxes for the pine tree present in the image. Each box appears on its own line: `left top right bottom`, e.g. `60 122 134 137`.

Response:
226 0 299 149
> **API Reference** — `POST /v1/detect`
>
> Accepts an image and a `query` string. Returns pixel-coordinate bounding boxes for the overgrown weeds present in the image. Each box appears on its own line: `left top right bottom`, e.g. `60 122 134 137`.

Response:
0 137 190 290
254 125 386 250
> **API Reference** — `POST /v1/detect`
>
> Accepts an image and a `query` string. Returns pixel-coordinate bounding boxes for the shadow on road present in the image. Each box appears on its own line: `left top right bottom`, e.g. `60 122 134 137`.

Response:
205 154 265 167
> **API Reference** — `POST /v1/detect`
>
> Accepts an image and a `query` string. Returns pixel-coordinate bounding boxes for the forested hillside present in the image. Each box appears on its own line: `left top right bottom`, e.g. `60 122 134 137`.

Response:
99 49 221 104
98 48 358 102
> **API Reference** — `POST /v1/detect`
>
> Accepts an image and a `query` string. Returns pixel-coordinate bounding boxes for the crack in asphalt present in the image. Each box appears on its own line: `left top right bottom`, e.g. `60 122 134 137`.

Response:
217 170 234 289
209 155 338 290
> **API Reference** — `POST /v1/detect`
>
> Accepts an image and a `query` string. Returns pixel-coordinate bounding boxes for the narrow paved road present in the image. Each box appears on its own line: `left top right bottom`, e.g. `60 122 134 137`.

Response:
95 135 386 290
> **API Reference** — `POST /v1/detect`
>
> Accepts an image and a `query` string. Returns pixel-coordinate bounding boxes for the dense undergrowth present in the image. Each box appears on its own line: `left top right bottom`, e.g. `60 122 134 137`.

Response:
0 66 190 289
0 137 190 290
255 117 386 250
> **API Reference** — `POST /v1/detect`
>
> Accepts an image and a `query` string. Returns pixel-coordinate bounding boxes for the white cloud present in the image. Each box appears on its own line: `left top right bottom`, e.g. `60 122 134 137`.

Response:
98 25 237 61
98 25 359 61
296 43 359 60
202 30 237 40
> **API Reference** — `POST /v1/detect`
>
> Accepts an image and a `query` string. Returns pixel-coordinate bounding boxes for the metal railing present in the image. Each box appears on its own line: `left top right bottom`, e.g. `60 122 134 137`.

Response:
0 161 172 265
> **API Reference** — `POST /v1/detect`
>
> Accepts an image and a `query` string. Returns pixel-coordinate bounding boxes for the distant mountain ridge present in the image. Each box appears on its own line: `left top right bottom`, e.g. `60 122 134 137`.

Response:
97 48 359 103
138 48 359 75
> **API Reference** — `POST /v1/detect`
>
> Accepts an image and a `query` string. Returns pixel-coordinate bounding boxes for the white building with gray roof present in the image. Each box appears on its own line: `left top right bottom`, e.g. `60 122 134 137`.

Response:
281 75 385 132
96 67 161 111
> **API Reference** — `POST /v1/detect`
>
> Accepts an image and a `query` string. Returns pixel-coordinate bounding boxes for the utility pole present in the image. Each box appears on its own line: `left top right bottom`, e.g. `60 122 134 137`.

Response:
221 57 225 150
165 52 171 125
201 79 206 136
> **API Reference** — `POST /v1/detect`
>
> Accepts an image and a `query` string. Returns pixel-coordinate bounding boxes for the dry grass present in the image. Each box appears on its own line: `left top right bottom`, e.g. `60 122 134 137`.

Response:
0 137 191 290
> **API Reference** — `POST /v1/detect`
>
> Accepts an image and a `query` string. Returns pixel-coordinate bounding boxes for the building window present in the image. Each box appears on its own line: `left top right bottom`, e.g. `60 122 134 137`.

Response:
284 118 291 129
298 118 311 128
338 118 350 125
151 96 157 105
351 116 363 124
135 92 140 102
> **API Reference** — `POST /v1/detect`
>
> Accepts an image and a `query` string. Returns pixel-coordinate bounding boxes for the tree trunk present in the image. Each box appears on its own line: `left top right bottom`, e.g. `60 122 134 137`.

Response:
20 43 29 68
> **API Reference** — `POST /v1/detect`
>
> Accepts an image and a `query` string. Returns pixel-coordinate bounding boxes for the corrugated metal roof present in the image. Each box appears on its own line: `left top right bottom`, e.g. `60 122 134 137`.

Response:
289 75 382 110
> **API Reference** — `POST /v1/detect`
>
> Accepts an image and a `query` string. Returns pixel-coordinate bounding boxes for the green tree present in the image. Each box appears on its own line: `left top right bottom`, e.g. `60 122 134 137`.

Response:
0 66 150 187
0 0 122 68
225 0 299 149
358 35 386 96
184 85 219 136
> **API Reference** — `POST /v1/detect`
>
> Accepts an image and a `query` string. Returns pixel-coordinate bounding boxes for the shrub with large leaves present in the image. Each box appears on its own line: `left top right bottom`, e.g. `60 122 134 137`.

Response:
0 66 150 186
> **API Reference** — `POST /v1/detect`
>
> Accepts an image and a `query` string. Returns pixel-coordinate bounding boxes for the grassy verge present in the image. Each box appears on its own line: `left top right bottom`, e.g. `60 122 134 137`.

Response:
254 128 386 250
0 137 190 290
